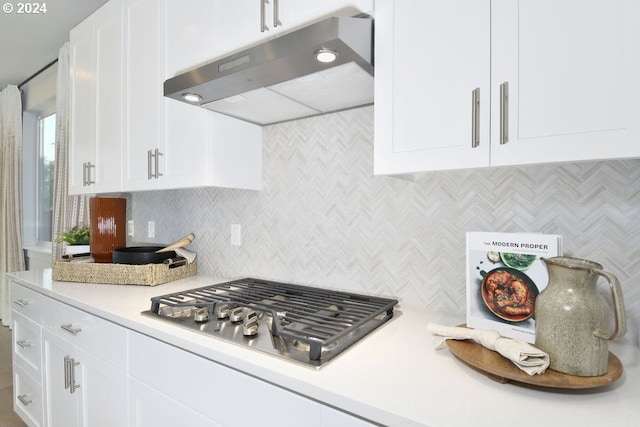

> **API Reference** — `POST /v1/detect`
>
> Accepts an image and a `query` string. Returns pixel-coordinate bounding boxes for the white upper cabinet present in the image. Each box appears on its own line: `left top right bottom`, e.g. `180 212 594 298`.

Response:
123 0 261 192
122 0 162 191
209 0 374 59
375 0 640 175
490 0 640 166
69 0 123 195
69 0 261 193
69 20 96 195
374 0 491 174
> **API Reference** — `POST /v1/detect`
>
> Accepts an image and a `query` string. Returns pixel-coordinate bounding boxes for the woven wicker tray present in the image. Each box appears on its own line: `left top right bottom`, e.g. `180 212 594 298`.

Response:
52 260 196 286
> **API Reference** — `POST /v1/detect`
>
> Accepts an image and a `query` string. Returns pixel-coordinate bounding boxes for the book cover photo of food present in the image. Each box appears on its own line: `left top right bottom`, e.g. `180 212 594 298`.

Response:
466 231 563 343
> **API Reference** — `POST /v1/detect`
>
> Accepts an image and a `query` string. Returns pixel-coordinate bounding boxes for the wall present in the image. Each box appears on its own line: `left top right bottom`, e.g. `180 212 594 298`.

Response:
131 106 640 345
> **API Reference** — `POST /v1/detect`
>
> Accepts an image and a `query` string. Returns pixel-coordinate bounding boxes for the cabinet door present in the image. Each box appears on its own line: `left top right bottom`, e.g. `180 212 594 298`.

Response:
123 0 163 191
93 0 123 193
209 0 279 59
129 331 321 427
161 0 210 189
42 330 79 427
286 0 374 26
42 329 128 427
68 20 96 195
210 0 374 60
12 311 42 380
491 0 640 166
13 363 44 427
374 0 491 175
130 379 222 427
76 348 128 427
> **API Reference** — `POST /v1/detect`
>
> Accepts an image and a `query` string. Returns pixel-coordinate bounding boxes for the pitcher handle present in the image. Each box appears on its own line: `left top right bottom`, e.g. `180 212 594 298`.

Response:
592 269 627 340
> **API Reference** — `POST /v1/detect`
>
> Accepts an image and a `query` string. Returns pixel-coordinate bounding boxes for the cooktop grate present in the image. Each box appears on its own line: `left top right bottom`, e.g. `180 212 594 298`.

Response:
147 277 398 364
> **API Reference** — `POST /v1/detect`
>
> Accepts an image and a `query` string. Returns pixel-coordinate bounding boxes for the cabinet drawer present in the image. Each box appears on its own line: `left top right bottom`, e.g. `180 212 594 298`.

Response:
13 363 44 427
41 297 127 370
11 283 46 323
129 332 321 427
12 311 42 380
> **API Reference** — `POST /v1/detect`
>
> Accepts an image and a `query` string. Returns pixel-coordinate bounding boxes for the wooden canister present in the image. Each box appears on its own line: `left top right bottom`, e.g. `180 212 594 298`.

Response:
89 197 126 263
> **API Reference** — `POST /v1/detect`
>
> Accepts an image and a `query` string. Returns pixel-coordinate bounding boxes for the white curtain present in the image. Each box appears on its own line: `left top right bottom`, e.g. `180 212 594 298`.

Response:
51 42 90 261
0 85 26 326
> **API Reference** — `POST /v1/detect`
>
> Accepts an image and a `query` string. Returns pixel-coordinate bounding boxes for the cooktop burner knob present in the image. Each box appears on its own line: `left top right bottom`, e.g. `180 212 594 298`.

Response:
243 310 259 337
194 307 210 323
229 306 244 323
215 303 230 319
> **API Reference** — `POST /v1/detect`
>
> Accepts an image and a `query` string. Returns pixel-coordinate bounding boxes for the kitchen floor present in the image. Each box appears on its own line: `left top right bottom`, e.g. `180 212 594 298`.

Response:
0 326 27 427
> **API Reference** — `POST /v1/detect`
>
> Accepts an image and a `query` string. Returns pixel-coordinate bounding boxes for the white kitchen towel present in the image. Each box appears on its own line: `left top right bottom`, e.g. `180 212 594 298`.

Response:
174 248 197 264
427 323 550 375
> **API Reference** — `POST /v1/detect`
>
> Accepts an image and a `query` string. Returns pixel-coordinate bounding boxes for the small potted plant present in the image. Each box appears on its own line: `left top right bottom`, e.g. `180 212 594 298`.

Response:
56 226 90 255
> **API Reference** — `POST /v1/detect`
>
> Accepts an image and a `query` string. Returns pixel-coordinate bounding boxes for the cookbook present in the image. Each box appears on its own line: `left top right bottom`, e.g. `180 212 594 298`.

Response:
466 231 563 343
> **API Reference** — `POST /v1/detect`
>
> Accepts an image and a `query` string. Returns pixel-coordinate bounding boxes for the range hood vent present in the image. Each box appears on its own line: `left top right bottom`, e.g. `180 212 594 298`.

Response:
164 16 373 126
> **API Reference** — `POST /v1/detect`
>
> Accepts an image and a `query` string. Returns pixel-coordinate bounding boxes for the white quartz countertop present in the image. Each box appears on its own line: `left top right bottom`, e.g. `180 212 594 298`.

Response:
7 269 640 427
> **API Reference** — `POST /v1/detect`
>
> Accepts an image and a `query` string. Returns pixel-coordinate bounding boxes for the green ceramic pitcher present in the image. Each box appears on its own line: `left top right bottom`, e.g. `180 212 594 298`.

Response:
535 256 626 376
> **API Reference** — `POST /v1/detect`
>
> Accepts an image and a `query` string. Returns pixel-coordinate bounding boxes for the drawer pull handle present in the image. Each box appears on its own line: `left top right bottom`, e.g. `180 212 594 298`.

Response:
17 394 33 406
13 299 30 307
60 324 82 335
471 87 480 148
68 357 81 394
147 149 153 180
261 0 269 32
500 81 509 145
16 339 32 349
273 0 282 27
64 355 71 390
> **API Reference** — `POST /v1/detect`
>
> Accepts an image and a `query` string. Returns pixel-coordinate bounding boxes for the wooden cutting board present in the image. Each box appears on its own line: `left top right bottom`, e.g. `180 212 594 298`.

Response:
446 338 623 389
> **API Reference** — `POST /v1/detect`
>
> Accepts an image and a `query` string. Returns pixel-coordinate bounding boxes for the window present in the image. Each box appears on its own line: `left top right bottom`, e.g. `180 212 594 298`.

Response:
37 113 56 242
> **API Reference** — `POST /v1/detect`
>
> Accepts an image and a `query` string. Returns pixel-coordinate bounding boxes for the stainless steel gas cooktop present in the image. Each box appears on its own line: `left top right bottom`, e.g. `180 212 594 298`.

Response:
142 278 398 367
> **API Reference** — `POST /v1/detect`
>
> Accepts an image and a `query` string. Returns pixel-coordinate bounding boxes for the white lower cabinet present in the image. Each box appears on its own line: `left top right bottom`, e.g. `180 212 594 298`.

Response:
11 281 127 427
11 281 378 427
42 331 79 427
42 330 128 427
129 379 222 427
12 311 42 380
13 364 44 427
128 331 321 427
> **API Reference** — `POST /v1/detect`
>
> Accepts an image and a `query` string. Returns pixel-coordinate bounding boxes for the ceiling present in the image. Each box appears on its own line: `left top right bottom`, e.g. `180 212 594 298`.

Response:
0 0 109 89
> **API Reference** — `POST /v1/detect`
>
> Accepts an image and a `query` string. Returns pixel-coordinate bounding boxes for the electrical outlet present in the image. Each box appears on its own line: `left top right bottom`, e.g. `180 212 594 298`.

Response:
231 224 241 246
147 221 155 239
127 220 135 237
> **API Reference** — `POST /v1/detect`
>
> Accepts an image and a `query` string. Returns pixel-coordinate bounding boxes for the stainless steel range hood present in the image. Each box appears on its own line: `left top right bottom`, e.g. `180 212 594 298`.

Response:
164 16 373 126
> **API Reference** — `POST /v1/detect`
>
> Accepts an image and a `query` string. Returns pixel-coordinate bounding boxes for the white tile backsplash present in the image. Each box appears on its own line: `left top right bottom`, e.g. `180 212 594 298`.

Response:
130 106 640 345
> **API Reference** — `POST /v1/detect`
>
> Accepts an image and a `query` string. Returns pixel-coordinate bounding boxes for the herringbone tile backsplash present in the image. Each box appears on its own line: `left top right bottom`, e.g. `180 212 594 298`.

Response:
131 106 640 345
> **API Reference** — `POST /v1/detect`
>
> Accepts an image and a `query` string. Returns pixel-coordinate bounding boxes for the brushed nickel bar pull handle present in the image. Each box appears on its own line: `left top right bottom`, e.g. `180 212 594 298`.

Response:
16 339 32 349
12 299 30 307
64 355 71 390
273 0 282 27
17 394 33 406
155 149 163 178
70 358 81 394
147 149 153 180
500 81 509 144
82 162 87 186
261 0 269 32
471 88 480 148
87 162 95 185
60 323 82 335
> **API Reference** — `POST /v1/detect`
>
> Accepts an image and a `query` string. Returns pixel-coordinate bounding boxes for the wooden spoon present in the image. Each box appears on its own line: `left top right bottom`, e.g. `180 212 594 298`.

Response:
155 233 195 253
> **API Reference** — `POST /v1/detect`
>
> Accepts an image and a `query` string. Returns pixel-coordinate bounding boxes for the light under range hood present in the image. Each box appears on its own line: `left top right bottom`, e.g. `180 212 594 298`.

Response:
164 16 373 126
